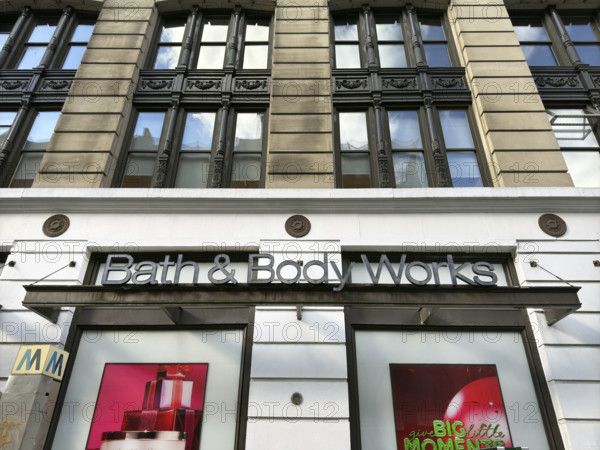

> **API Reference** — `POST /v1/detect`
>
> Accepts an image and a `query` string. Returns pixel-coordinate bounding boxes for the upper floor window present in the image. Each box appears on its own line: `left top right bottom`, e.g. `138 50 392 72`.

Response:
5 110 60 188
513 18 558 66
118 108 266 189
548 108 600 187
336 108 483 188
0 9 95 70
150 10 271 70
511 12 600 67
563 16 600 66
333 9 454 69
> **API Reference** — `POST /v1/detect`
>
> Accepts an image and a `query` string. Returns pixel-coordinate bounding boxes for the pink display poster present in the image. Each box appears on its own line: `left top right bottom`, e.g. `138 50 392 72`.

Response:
390 364 513 450
86 363 208 450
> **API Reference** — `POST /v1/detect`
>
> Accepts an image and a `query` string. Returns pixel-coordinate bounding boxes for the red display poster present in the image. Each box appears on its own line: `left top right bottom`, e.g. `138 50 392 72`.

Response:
390 364 513 450
86 363 208 450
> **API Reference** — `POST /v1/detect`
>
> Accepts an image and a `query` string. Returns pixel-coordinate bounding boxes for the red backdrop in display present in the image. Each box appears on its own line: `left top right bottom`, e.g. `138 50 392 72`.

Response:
390 364 513 449
86 363 208 450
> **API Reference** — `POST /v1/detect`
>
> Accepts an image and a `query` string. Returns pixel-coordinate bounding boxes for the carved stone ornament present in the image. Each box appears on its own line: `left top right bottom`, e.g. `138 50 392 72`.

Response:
382 78 417 89
43 214 70 238
538 213 567 237
1 80 28 90
335 79 367 90
432 78 464 88
534 77 578 88
285 215 311 238
42 80 70 90
141 80 173 90
187 80 221 90
593 77 600 87
235 80 267 90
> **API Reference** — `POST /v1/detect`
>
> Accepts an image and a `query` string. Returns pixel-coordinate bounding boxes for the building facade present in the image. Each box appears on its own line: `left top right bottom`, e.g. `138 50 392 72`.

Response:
0 0 599 449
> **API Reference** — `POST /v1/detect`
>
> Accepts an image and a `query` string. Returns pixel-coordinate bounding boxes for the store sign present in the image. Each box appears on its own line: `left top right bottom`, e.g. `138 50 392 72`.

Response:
11 345 69 380
101 254 498 291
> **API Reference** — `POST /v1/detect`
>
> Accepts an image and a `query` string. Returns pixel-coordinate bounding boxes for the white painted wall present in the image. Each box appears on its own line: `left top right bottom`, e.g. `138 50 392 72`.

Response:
0 189 598 449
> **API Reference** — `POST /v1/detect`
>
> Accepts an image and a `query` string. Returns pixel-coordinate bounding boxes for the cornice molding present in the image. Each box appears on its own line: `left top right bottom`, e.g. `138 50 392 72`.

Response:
0 188 599 214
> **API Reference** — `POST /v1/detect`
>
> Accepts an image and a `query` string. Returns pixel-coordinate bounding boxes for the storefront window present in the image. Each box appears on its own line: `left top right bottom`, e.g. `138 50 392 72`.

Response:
355 329 551 449
51 329 244 449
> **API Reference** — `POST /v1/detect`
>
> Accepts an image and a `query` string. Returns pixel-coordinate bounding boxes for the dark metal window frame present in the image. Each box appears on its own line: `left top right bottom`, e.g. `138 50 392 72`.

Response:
344 309 568 450
510 9 600 184
42 307 255 450
149 9 273 72
0 7 96 70
510 9 600 110
126 6 272 189
330 6 486 188
0 7 97 187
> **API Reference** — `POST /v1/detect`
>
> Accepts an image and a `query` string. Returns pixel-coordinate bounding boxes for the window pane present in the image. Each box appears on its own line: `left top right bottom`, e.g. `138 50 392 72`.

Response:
9 152 44 188
62 45 86 69
29 24 56 42
71 24 94 42
563 151 600 187
175 153 211 188
389 111 422 149
521 44 557 65
439 110 474 149
447 152 483 187
23 111 60 150
339 113 369 150
0 33 9 48
202 22 228 42
181 112 216 150
0 112 17 125
245 21 269 42
563 18 600 41
393 153 428 188
243 45 268 69
121 154 156 188
376 21 403 40
335 45 361 68
130 112 165 151
419 18 445 40
379 44 407 68
575 45 600 66
231 154 261 188
197 46 225 69
17 46 45 69
513 20 551 41
235 113 264 151
548 109 600 148
160 24 185 43
0 113 16 147
154 45 181 69
335 22 358 41
341 154 371 188
424 44 450 67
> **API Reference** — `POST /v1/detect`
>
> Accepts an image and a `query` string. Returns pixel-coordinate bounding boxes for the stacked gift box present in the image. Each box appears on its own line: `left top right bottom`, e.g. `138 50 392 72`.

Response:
100 364 202 450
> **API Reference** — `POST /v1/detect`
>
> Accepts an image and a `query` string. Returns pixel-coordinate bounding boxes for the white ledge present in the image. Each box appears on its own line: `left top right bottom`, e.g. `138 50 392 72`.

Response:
0 187 599 214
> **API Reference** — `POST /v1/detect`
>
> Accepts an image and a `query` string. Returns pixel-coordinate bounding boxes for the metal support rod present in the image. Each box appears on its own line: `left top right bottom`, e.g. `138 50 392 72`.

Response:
226 7 242 68
210 100 231 187
362 6 377 68
405 4 426 66
549 8 581 66
39 7 73 69
0 6 32 67
179 6 200 68
153 100 180 188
